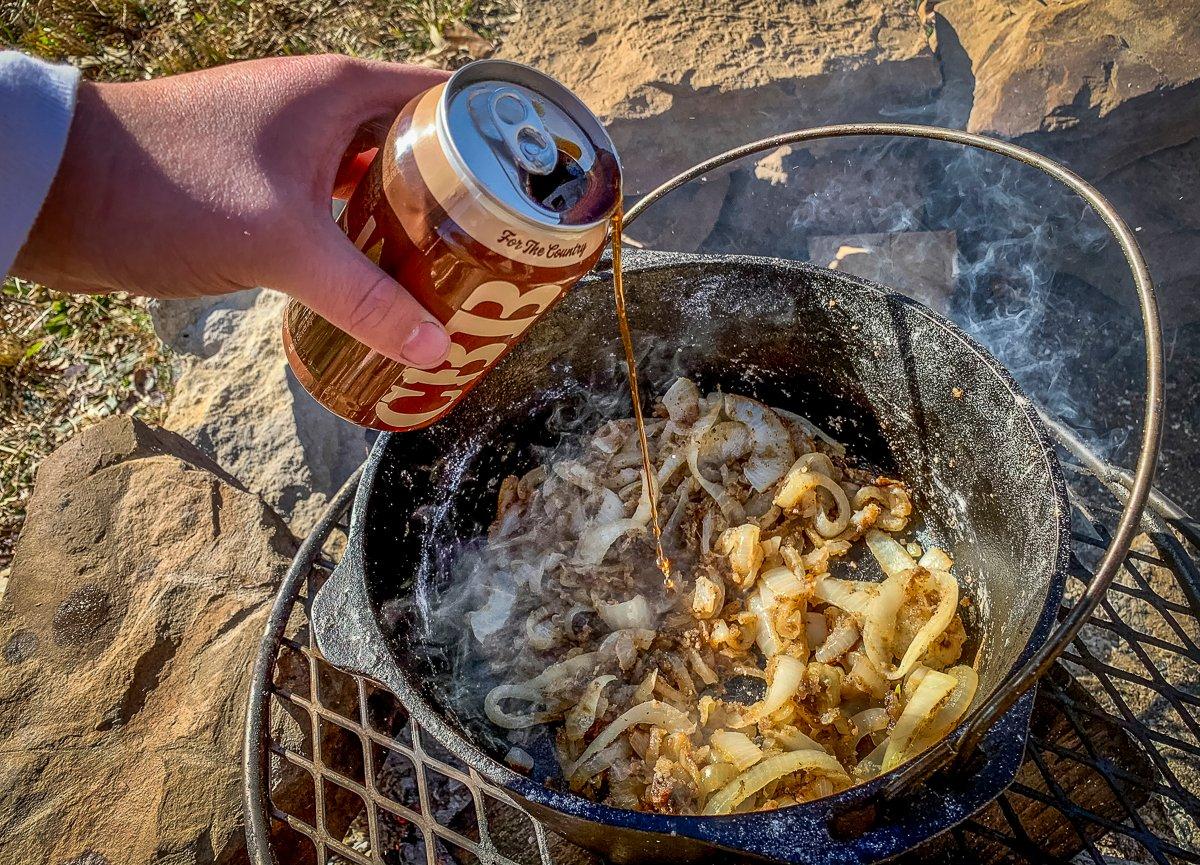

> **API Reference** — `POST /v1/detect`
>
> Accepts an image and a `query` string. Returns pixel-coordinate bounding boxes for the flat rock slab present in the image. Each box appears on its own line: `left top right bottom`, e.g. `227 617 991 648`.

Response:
0 417 297 865
499 0 941 194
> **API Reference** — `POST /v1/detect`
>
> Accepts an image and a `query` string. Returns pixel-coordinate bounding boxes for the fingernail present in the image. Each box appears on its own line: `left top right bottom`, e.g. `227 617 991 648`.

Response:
401 320 450 367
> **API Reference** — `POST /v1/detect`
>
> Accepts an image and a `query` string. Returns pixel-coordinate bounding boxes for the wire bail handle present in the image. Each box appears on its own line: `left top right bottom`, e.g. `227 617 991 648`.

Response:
622 123 1165 774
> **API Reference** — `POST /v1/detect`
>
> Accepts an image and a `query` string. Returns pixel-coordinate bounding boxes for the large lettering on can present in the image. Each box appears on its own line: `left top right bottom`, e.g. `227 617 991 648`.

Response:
374 280 564 428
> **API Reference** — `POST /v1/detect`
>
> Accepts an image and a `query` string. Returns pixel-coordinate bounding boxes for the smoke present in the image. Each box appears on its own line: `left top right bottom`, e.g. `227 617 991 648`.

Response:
411 340 693 750
708 135 1142 463
926 145 1139 460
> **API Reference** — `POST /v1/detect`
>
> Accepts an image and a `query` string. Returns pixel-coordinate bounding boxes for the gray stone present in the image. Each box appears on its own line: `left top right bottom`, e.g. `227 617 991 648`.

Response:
807 230 958 315
148 290 260 359
163 289 374 535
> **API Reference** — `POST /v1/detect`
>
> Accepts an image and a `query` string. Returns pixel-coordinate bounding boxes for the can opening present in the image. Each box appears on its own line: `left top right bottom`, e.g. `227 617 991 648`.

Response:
523 146 588 214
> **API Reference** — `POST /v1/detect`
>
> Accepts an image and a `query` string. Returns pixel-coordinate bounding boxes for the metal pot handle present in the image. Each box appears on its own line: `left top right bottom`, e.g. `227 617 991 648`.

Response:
622 123 1164 775
242 468 363 865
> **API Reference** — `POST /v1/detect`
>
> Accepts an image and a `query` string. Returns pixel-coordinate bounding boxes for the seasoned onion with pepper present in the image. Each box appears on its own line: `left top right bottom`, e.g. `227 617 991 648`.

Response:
460 379 976 815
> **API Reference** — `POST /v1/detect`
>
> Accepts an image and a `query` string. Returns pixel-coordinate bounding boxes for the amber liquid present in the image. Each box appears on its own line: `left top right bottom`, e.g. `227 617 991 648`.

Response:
610 208 671 582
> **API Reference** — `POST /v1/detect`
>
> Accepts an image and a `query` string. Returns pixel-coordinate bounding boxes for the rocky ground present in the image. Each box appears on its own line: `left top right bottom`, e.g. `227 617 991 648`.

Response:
2 0 1199 863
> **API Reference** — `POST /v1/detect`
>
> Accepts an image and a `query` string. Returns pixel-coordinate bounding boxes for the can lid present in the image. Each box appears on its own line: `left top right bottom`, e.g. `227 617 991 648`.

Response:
441 59 621 231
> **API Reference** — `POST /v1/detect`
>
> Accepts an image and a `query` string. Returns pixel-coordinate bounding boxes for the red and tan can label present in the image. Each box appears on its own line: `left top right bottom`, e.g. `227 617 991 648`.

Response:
283 73 616 434
372 279 566 428
366 85 609 430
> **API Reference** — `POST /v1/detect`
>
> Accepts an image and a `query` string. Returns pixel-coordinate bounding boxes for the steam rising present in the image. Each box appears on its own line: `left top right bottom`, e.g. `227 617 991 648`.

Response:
711 137 1141 462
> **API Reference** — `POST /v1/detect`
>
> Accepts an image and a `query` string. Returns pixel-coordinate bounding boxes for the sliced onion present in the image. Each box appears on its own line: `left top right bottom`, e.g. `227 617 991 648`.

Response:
598 594 655 631
718 523 764 588
882 668 957 772
793 452 837 477
662 377 701 428
814 577 877 618
688 648 719 686
909 665 978 756
890 569 959 679
699 761 739 795
772 726 825 753
525 609 556 651
758 655 805 716
854 737 889 780
865 529 917 579
575 518 643 566
747 586 781 657
484 684 554 729
773 407 846 454
504 746 535 773
724 394 795 492
571 738 631 783
468 588 515 643
918 546 954 572
663 483 691 541
700 508 716 554
656 450 687 493
775 466 851 538
878 486 912 532
632 668 658 704
805 612 828 649
692 573 725 619
761 566 807 598
629 460 657 525
814 617 860 664
591 421 625 455
594 487 625 524
845 651 888 699
564 675 617 742
565 701 695 778
862 569 909 671
850 707 889 749
687 401 746 523
554 460 600 491
814 481 852 538
710 729 763 771
853 486 888 510
698 420 752 465
703 750 849 815
598 628 654 671
904 665 930 699
773 465 822 509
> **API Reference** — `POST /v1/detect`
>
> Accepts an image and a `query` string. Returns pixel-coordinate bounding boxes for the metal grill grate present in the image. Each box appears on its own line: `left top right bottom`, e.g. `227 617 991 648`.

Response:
244 445 1200 865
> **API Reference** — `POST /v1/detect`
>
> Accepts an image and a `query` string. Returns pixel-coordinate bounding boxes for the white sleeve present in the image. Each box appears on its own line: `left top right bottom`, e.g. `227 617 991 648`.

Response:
0 52 81 277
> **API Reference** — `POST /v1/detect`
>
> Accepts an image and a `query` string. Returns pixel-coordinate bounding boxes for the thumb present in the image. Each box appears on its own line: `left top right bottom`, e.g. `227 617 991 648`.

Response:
283 225 450 368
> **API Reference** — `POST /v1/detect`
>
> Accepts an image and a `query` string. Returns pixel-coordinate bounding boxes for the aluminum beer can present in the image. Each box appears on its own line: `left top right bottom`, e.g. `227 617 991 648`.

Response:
282 60 621 431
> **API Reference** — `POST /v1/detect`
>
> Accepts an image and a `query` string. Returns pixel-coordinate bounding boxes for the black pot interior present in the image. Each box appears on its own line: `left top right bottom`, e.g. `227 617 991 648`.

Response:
358 250 1066 787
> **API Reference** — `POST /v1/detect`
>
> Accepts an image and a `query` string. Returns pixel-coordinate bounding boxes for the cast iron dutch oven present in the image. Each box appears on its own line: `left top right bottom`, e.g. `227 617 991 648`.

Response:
311 249 1070 864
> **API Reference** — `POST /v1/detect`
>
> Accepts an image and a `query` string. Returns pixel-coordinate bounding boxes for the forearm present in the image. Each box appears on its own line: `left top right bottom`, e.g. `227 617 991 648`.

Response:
3 53 449 366
0 52 81 278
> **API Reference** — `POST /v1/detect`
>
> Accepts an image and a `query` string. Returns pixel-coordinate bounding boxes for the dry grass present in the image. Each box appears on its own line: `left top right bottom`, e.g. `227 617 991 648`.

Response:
0 282 173 569
0 0 512 571
2 0 513 80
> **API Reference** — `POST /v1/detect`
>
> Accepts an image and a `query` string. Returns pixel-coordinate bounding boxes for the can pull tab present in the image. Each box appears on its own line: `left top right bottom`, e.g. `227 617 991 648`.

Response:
487 88 558 175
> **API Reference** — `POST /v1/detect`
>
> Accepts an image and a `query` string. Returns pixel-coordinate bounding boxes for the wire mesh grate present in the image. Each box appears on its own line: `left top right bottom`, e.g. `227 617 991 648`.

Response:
246 453 1200 865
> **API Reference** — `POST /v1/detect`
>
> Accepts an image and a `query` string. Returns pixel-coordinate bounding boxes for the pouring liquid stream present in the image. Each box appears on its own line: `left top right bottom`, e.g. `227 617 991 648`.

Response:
609 207 672 584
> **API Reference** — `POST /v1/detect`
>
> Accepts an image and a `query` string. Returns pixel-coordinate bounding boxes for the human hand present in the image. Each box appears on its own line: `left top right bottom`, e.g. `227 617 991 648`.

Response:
13 54 451 367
